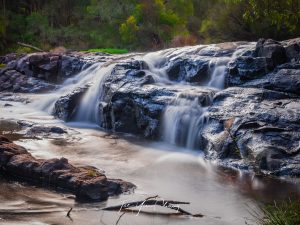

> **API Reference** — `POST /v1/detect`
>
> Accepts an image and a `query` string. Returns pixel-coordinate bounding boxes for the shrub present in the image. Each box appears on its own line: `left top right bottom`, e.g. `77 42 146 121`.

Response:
252 200 300 225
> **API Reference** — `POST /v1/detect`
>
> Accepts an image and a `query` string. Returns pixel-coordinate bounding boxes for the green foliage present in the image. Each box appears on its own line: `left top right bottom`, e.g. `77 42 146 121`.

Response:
253 200 300 225
0 0 300 54
0 64 6 69
82 48 129 54
119 16 139 44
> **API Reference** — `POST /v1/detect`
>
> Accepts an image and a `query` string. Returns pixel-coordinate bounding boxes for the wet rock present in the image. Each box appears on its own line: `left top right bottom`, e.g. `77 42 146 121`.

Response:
0 52 94 93
283 38 300 62
166 57 210 83
241 64 300 95
21 38 300 178
0 136 135 201
28 126 67 135
202 87 300 176
59 55 87 77
97 60 216 138
228 56 273 85
254 39 287 66
0 69 54 93
53 86 89 121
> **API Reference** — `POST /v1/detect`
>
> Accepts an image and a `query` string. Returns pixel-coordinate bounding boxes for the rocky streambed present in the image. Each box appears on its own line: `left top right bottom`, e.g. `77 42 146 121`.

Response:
0 38 300 224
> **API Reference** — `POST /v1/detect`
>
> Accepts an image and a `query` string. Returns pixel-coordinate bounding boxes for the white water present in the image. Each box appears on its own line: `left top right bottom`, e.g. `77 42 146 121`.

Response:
35 62 103 114
32 43 255 148
162 90 213 149
74 65 114 123
153 43 255 148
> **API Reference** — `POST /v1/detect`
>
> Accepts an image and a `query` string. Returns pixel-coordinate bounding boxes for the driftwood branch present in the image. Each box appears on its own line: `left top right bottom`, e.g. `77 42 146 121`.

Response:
102 196 203 218
115 212 125 225
66 207 73 217
17 42 44 52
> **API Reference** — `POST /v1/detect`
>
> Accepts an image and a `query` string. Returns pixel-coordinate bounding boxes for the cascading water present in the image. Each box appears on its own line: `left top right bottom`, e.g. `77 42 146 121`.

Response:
34 43 254 150
74 65 114 123
147 43 255 149
36 62 104 114
162 90 213 149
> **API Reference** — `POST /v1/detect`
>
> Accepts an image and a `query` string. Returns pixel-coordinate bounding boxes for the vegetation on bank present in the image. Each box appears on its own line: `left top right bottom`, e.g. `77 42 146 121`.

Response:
253 200 300 225
0 0 300 54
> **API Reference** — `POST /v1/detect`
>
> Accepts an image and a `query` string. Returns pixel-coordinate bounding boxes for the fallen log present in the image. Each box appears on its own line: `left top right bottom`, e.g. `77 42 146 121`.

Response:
17 42 44 52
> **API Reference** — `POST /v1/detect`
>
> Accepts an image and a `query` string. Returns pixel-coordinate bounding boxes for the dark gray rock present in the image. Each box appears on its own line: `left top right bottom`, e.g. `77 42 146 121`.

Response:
228 56 273 86
284 38 300 62
10 38 300 178
254 38 287 66
59 55 87 78
53 86 89 121
202 87 300 176
241 64 300 95
0 69 54 93
166 57 210 83
28 126 67 135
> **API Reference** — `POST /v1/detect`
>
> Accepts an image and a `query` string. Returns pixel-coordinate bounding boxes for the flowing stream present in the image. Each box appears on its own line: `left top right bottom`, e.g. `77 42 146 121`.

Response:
1 44 300 225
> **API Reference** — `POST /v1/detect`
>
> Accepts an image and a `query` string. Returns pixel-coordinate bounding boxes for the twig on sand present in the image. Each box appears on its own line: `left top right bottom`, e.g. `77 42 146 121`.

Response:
66 207 73 217
115 212 125 225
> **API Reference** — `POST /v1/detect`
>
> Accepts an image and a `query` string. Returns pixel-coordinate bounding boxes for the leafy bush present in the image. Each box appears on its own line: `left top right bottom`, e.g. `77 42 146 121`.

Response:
1 0 300 54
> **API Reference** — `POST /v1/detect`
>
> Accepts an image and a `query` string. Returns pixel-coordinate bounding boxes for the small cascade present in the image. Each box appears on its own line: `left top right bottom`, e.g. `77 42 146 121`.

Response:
159 57 227 148
207 57 230 89
162 90 213 149
74 65 114 123
36 62 103 113
160 94 214 149
158 44 254 148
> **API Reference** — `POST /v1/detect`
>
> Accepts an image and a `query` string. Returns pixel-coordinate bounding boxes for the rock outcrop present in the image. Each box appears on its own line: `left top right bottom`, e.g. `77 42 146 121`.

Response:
2 38 300 177
203 87 300 176
0 51 110 93
0 136 135 201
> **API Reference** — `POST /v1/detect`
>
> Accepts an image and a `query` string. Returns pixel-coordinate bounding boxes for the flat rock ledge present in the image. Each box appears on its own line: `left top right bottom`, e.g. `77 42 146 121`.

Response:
0 136 135 201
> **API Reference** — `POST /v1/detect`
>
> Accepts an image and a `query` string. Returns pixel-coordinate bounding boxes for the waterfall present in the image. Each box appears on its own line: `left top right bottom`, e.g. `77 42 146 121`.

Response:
35 62 103 113
74 65 114 123
34 42 254 150
162 91 213 149
153 44 254 149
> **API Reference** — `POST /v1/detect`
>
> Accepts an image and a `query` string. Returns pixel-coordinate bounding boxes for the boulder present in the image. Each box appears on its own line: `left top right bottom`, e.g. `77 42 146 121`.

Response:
53 86 89 121
202 87 300 176
0 69 54 93
0 136 135 201
284 38 300 62
254 38 287 66
241 63 300 95
228 56 273 85
166 57 210 83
